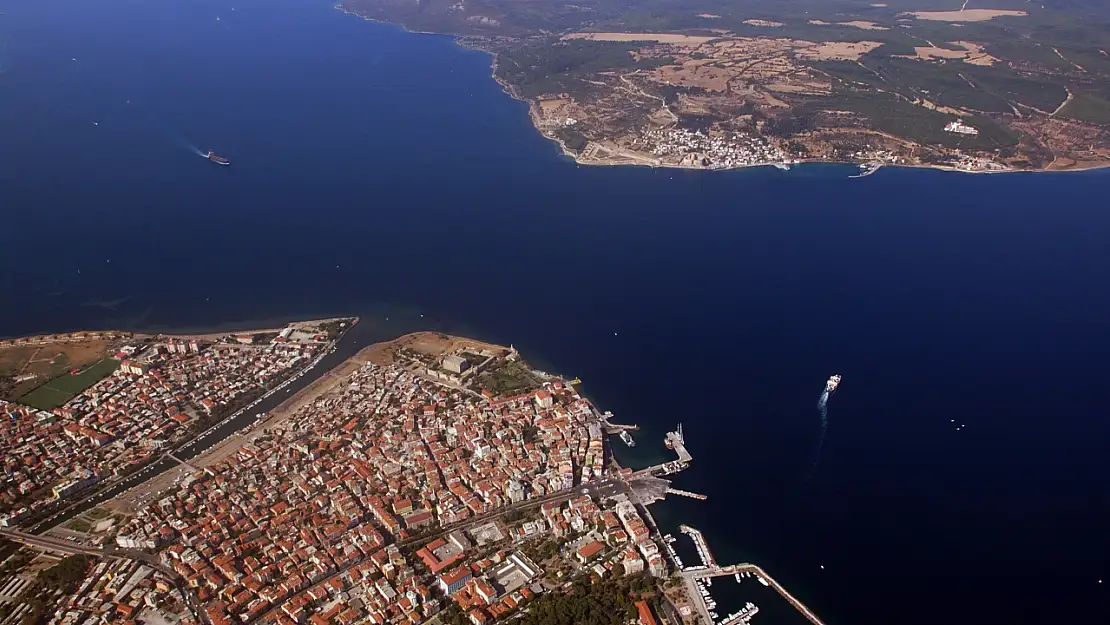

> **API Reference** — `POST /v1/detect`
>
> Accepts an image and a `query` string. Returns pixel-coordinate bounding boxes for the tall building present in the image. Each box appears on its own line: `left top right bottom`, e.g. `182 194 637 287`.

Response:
438 566 473 595
623 549 645 575
534 390 554 409
505 480 525 504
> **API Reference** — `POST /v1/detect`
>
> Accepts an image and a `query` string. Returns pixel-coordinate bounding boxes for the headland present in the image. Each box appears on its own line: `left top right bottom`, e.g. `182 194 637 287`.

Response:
0 325 822 625
337 0 1110 174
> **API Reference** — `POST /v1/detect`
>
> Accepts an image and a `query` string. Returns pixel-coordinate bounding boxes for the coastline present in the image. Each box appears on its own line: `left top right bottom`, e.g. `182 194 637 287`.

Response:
0 316 360 343
6 3 1110 624
335 4 1110 178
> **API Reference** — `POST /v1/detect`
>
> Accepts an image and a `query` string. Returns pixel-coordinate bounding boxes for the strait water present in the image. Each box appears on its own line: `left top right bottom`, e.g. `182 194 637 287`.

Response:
2 1 1109 624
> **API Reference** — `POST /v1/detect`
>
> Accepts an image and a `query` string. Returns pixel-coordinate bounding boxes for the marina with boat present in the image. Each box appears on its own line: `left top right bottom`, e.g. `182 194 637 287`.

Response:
849 162 882 178
606 405 826 625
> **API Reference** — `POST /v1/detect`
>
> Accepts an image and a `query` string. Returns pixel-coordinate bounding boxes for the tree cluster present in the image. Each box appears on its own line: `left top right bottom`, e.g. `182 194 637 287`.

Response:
516 576 643 625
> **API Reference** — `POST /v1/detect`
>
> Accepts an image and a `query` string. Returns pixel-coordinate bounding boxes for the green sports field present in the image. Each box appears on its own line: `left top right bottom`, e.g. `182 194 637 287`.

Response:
19 358 120 410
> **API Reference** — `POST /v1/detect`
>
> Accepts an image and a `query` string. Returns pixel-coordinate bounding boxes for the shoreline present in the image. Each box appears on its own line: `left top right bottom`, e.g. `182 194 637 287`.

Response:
335 4 1110 178
0 316 360 344
570 152 1110 175
548 132 1110 176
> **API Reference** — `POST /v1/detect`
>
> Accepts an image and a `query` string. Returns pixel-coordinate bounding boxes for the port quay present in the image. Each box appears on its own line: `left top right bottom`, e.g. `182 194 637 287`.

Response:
609 417 827 625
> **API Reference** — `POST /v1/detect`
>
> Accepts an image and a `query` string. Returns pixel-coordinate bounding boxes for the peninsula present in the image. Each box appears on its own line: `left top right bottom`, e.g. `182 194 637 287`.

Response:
337 0 1110 173
0 326 818 625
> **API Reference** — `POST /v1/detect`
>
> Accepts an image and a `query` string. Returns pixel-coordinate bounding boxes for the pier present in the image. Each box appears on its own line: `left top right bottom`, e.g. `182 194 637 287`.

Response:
679 525 716 567
666 488 707 501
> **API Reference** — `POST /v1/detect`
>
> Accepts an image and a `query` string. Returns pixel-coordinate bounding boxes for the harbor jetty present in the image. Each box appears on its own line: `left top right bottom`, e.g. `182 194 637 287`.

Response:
679 524 717 568
632 423 692 477
678 562 827 625
615 423 824 625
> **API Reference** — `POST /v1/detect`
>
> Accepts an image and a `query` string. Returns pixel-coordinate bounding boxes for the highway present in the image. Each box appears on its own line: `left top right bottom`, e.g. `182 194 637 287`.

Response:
0 528 208 625
0 528 108 559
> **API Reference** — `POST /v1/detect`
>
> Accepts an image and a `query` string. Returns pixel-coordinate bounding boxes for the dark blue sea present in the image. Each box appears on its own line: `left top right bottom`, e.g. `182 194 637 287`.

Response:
2 0 1108 623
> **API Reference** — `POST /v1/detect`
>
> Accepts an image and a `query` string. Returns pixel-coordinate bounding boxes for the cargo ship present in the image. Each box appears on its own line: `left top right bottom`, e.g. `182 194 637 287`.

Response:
826 374 841 393
206 151 230 166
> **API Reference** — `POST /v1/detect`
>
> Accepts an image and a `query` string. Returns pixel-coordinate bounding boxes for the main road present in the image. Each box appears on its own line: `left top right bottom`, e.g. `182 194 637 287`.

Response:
0 527 209 625
400 477 628 548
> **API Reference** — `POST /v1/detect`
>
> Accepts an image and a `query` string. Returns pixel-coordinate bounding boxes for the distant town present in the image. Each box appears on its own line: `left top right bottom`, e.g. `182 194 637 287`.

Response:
0 324 824 625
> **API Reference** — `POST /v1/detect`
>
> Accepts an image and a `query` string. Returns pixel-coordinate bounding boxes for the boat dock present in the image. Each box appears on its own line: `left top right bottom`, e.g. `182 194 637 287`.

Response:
849 162 883 178
630 423 693 478
718 602 759 625
671 525 825 625
679 564 827 625
600 410 639 434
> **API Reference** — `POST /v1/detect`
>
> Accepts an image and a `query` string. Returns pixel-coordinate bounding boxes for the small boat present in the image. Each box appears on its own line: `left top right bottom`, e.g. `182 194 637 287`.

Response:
206 151 231 166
